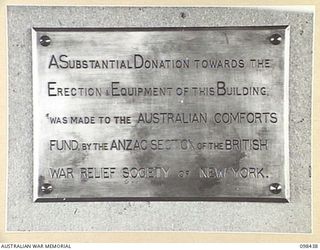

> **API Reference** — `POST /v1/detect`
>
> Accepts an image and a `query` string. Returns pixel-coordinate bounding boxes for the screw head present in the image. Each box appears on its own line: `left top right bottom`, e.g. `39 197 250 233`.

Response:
39 35 51 46
269 183 282 194
41 183 53 194
269 34 282 45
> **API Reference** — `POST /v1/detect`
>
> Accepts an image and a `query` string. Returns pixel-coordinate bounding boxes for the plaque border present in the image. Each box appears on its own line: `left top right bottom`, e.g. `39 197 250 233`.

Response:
32 26 290 203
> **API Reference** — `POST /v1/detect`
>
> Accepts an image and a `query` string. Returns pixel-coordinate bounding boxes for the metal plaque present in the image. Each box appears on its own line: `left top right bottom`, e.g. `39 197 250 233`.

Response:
32 27 289 202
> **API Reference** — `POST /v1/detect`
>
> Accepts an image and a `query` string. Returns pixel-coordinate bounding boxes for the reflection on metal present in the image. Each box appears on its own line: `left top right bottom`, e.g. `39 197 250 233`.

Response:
39 35 51 47
269 33 282 45
269 183 282 194
32 27 290 202
40 183 53 194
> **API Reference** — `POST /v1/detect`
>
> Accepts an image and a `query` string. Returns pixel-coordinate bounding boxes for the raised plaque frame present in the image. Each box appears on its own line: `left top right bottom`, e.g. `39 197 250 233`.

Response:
32 26 290 202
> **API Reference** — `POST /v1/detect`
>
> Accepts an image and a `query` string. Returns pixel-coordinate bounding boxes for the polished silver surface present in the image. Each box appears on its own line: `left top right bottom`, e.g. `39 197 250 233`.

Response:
32 27 290 202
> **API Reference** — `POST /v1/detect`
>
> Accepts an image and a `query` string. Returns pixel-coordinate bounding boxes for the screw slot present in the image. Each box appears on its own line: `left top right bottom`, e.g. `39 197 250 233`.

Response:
269 183 282 194
39 35 51 46
41 183 53 194
269 34 282 45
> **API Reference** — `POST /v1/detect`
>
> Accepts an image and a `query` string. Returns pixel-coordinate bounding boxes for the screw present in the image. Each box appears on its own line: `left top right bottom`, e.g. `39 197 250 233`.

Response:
41 183 53 194
39 35 51 46
269 34 282 45
269 183 282 194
